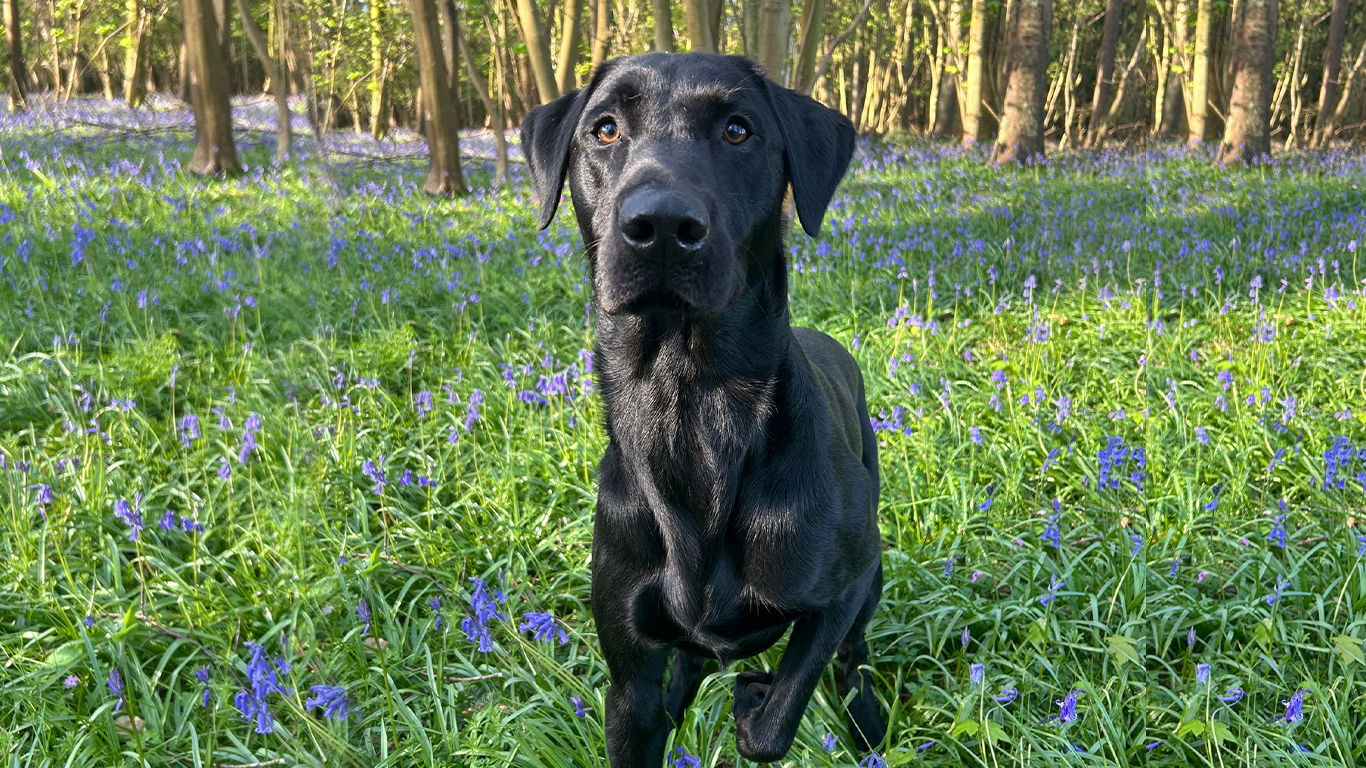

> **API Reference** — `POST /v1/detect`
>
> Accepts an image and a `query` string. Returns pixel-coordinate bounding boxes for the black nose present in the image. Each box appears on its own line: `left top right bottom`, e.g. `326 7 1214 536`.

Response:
618 186 709 252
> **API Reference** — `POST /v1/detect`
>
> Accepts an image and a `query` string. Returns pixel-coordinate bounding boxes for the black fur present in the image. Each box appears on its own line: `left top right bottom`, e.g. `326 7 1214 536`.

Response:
522 52 884 766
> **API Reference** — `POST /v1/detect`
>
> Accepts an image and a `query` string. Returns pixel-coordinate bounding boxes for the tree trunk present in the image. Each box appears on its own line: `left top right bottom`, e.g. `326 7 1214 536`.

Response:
990 0 1052 163
454 7 508 182
961 0 987 145
556 0 581 93
437 0 459 99
741 0 758 54
590 0 611 68
4 0 25 111
1216 0 1276 164
515 0 559 102
232 0 292 163
754 0 790 76
182 0 240 174
1084 0 1123 147
654 0 674 51
791 0 824 90
686 0 717 52
369 0 389 138
1156 0 1187 137
1187 0 1212 145
408 0 466 194
931 0 962 136
1311 0 1348 147
124 0 149 107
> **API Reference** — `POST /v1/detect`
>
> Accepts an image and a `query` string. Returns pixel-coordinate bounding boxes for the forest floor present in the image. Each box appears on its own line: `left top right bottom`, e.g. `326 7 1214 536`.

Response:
2 96 1365 768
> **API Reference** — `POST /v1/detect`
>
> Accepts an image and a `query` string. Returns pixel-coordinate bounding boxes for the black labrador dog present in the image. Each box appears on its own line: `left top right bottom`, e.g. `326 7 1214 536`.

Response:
522 52 885 766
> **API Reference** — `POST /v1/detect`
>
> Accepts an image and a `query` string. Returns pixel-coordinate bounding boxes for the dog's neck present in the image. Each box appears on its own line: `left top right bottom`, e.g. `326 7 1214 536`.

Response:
593 228 796 524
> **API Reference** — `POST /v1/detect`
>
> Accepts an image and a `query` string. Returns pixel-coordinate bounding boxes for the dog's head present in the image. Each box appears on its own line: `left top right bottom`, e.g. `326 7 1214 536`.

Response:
522 53 855 316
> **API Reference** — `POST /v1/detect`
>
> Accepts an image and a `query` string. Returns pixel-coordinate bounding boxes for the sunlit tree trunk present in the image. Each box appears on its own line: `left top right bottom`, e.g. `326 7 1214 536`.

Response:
1084 0 1123 147
124 0 149 107
792 0 824 90
590 0 611 69
1187 0 1212 145
686 0 717 52
556 0 581 93
454 7 508 182
1311 0 1348 147
407 0 466 193
233 0 292 163
931 0 962 137
990 0 1052 163
1216 0 1276 164
515 0 558 102
182 0 240 174
654 0 674 51
1156 0 1187 137
754 0 790 76
3 0 25 112
961 0 987 145
369 0 389 138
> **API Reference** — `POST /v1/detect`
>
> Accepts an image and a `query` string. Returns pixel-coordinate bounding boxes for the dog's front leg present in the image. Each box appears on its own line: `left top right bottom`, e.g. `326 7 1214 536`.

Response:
732 573 872 762
600 625 672 767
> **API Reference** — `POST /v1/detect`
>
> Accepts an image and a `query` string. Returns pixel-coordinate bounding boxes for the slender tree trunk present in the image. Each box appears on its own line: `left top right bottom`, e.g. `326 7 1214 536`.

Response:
556 0 581 92
1055 14 1080 145
1156 0 1187 136
124 0 149 107
931 0 961 136
791 0 824 89
1329 34 1366 128
1311 0 1348 147
741 0 758 54
1187 0 1212 145
408 0 466 193
1216 0 1276 164
686 0 717 52
515 0 558 101
961 0 987 145
991 0 1052 163
754 0 790 76
183 0 240 174
437 0 459 99
233 0 292 163
369 0 389 138
3 0 25 111
1084 0 1123 147
590 0 611 68
654 0 674 51
454 7 508 182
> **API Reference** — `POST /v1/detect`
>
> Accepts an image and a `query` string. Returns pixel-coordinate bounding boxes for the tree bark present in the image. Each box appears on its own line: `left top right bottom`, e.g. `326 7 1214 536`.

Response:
754 0 790 76
4 0 25 111
1084 0 1123 147
556 0 581 92
961 0 987 145
233 0 292 163
654 0 674 51
990 0 1052 163
182 0 241 174
686 0 717 52
590 0 611 68
369 0 389 138
515 0 559 102
124 0 149 107
407 0 466 194
1155 0 1187 137
931 0 962 136
454 7 508 182
1216 0 1276 164
791 0 824 90
1311 0 1348 147
1187 0 1213 145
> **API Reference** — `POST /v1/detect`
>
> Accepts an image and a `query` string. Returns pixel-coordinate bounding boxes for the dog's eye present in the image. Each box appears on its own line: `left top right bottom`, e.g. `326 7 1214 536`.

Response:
723 121 749 145
595 120 621 145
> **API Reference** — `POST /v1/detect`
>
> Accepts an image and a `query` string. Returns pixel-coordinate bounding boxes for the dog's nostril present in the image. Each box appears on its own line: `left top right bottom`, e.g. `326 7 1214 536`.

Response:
621 216 656 247
676 218 708 249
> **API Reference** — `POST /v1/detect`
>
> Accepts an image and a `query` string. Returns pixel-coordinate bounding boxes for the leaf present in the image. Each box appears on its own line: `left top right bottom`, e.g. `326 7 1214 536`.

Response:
112 606 138 641
43 643 83 670
985 721 1009 745
950 719 980 738
1210 721 1235 745
1026 616 1049 649
1176 720 1206 738
1332 634 1365 667
1106 634 1140 667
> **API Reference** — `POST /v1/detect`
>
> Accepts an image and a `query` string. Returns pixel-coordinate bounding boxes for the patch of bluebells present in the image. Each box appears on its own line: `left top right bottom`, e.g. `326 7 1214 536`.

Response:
233 641 291 734
461 577 507 652
520 611 569 645
305 685 352 721
1055 689 1081 725
113 493 145 541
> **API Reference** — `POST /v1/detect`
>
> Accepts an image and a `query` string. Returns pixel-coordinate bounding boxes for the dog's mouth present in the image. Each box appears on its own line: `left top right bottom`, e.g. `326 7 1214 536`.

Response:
613 286 692 316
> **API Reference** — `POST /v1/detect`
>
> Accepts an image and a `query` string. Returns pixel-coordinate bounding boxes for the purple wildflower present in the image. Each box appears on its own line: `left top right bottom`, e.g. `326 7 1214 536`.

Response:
305 685 352 721
520 611 569 645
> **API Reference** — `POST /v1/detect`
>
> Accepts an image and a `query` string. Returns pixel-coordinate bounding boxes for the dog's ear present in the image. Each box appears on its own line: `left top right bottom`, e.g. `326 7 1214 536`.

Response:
522 88 589 229
765 83 856 237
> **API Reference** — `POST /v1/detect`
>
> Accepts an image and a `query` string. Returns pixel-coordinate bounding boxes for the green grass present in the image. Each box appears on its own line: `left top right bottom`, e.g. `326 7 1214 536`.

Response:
2 112 1366 767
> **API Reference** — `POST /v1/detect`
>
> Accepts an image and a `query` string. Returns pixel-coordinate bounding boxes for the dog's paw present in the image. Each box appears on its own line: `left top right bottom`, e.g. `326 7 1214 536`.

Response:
732 670 774 721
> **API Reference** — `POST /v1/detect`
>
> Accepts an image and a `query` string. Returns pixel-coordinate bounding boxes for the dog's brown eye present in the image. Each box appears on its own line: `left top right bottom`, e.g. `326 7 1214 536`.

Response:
596 121 620 145
723 122 749 145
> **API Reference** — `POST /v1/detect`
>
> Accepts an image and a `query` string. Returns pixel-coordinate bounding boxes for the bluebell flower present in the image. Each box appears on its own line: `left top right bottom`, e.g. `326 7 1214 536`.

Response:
160 510 176 531
822 732 837 752
960 626 970 648
1266 575 1290 605
571 694 588 717
305 685 352 720
235 641 289 733
217 458 231 480
357 598 371 635
1040 574 1064 605
859 752 888 768
1283 689 1307 723
63 674 79 688
994 688 1019 703
1196 664 1210 685
1056 689 1081 724
1187 627 1196 648
107 669 124 713
1267 513 1287 549
671 747 700 768
1130 534 1143 555
194 665 212 707
113 493 144 541
462 577 507 652
1357 535 1366 556
520 611 569 645
970 663 984 685
429 597 443 631
1041 514 1060 548
178 414 200 448
944 555 959 577
1220 688 1245 704
83 614 95 628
